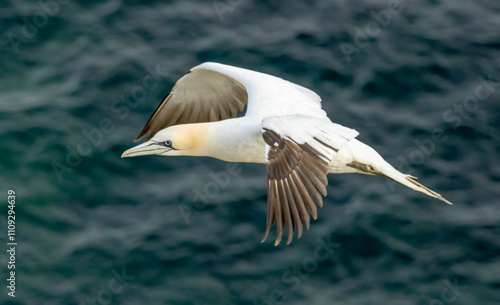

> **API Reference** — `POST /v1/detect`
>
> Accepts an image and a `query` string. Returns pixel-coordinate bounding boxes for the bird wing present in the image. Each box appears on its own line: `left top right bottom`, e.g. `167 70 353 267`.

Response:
136 62 330 141
135 67 248 141
261 115 359 246
199 62 326 119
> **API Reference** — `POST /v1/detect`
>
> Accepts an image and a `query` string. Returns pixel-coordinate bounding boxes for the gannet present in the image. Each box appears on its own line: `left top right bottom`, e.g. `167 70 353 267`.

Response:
122 62 452 246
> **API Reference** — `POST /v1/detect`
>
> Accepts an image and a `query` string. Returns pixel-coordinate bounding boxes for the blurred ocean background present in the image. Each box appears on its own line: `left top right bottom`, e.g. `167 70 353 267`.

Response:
1 0 499 304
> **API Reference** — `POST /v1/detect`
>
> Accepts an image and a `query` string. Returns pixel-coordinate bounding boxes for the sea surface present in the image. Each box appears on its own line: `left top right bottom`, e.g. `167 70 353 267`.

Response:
0 0 499 304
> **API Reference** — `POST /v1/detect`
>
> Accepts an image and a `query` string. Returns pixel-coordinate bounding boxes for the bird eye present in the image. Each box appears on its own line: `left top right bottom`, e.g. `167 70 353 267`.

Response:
165 140 172 147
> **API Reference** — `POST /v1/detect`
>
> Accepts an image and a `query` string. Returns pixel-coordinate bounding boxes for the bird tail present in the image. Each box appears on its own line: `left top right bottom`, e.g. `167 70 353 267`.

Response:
377 168 453 205
345 140 452 205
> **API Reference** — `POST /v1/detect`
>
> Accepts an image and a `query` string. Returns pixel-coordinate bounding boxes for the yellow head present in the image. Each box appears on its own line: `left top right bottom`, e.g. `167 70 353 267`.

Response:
121 124 209 158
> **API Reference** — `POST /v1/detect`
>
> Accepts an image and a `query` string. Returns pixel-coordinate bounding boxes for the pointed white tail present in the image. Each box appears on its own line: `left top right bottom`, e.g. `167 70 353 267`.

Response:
343 139 453 205
377 165 453 205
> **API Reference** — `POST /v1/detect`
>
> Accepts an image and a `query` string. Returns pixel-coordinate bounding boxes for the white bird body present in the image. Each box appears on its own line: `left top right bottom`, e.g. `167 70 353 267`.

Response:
202 117 266 164
122 62 452 246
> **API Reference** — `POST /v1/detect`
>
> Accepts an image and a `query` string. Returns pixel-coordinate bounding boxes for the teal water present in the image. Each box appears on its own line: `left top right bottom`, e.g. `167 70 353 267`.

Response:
1 0 499 304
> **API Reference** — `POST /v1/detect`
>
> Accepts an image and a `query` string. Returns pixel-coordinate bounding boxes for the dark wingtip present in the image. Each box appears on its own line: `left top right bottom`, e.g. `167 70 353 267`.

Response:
261 229 270 243
274 232 283 246
134 129 153 142
134 126 151 142
133 135 145 143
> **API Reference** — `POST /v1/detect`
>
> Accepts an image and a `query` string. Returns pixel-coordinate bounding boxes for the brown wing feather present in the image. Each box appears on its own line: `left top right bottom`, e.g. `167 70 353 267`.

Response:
135 68 248 142
262 129 330 246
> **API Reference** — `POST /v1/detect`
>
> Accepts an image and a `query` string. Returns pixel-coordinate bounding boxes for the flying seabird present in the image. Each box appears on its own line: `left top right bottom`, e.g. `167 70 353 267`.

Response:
122 62 452 246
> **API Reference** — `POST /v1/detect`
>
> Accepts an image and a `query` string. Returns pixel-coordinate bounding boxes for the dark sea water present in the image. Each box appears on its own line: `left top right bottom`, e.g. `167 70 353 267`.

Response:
1 0 499 304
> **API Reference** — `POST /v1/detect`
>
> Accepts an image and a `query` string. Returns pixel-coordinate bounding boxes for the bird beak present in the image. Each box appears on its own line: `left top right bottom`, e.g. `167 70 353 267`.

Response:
121 141 170 158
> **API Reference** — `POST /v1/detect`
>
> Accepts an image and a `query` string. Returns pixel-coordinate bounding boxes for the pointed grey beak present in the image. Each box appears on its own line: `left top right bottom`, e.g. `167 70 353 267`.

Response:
121 141 170 158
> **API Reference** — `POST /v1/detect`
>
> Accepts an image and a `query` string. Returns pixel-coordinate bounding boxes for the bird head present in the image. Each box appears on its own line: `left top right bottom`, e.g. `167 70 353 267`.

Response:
121 124 207 158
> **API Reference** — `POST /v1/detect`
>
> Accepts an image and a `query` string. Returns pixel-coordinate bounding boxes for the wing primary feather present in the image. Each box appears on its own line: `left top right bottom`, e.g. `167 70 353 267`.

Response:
301 157 329 188
295 166 322 216
188 101 202 122
165 102 185 127
226 100 238 117
208 106 218 121
284 179 303 240
216 100 230 119
262 179 276 243
278 180 294 245
288 173 310 231
287 169 315 220
274 180 283 246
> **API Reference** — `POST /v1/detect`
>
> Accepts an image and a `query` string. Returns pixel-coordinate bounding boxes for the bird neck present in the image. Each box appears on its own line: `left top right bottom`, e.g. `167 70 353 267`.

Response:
174 123 214 157
197 118 266 163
